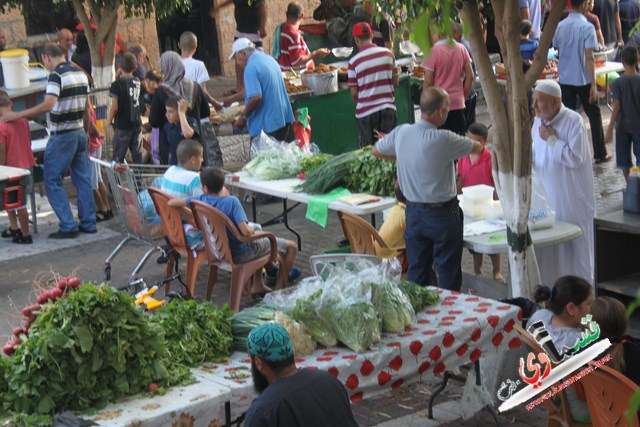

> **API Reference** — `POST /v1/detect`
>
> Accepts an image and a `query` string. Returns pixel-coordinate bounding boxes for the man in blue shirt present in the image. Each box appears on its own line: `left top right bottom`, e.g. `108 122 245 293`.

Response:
230 38 294 141
554 0 612 163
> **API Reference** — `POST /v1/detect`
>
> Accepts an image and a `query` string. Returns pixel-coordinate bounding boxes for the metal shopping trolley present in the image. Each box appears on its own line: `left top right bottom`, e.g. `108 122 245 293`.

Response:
91 158 170 284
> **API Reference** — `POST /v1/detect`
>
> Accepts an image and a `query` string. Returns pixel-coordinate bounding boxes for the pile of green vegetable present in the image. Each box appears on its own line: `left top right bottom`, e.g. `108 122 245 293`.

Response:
230 304 279 351
292 290 337 347
0 283 191 425
299 153 334 174
244 142 311 180
295 147 397 196
399 280 441 312
371 280 415 332
150 300 234 366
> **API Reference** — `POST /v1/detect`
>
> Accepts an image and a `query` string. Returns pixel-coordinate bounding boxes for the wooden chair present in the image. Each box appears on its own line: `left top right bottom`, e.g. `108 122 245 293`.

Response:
514 324 591 427
190 200 282 312
148 187 209 298
580 362 639 427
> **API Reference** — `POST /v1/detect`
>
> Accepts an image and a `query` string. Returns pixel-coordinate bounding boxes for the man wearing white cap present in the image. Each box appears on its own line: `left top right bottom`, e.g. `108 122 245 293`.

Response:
229 38 294 141
531 80 596 286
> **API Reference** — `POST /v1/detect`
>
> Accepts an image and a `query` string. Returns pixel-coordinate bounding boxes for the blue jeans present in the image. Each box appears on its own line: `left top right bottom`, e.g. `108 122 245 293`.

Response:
44 129 96 232
615 130 640 170
405 200 464 291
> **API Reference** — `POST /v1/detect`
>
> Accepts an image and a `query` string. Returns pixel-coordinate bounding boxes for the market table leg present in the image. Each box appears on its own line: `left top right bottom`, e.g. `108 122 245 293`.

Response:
282 199 302 250
370 213 376 228
225 401 231 427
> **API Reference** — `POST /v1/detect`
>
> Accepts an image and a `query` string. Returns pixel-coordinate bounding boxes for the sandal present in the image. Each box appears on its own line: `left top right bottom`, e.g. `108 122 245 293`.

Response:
12 235 33 244
96 210 114 222
2 227 22 238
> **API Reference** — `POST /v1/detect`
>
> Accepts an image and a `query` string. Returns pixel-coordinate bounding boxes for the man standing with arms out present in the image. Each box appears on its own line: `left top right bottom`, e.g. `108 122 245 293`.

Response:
422 24 474 136
277 2 329 71
230 38 294 141
532 80 596 286
554 0 612 163
58 28 75 61
0 44 95 238
244 323 359 427
594 0 624 56
348 22 398 148
373 87 482 291
519 0 542 40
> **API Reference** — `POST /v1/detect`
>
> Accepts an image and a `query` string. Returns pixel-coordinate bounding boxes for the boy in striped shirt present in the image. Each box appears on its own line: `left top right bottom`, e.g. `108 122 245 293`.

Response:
348 22 399 148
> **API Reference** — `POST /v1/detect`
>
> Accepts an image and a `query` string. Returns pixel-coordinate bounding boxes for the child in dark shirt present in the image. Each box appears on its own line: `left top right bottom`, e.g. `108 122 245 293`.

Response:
163 95 199 166
108 53 142 163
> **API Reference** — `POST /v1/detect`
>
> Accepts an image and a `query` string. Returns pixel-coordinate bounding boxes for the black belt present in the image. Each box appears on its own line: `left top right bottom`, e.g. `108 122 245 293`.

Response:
408 198 458 209
49 128 81 136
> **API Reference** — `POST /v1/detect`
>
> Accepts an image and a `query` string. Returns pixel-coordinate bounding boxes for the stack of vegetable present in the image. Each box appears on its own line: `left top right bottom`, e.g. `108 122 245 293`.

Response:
296 147 397 196
0 280 192 425
399 280 440 312
244 141 312 180
299 153 334 175
150 300 234 366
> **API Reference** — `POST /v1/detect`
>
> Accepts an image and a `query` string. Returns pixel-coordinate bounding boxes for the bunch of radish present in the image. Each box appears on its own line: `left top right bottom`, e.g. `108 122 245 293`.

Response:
2 275 81 357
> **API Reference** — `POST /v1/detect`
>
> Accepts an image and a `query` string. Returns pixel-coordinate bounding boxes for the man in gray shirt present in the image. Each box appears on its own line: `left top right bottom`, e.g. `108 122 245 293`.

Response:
373 87 482 290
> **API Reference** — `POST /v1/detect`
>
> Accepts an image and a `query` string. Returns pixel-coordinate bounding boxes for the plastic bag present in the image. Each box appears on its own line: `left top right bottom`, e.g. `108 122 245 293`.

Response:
529 170 555 230
293 108 311 148
243 131 315 180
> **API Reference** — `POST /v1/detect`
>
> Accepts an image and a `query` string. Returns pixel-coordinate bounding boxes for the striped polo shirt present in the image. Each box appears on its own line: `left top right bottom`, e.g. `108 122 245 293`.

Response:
348 44 396 118
277 24 313 71
46 62 89 132
160 165 203 199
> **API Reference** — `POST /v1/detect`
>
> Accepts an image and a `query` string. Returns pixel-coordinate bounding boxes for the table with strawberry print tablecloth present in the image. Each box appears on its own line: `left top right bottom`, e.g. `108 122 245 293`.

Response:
194 288 523 422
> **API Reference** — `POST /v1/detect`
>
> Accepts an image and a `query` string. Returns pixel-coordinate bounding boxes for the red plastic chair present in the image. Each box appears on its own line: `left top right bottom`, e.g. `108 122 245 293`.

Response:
190 200 283 312
148 187 209 298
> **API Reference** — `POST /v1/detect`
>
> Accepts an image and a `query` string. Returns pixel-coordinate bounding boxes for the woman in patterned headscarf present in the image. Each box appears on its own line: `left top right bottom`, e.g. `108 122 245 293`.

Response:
149 51 210 164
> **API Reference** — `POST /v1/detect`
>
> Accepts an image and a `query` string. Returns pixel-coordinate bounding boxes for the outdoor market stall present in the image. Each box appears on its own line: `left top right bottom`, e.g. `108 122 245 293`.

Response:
193 287 522 422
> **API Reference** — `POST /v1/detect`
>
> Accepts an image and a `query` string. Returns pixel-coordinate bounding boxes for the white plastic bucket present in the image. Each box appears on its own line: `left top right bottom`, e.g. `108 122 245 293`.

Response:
301 70 338 96
0 49 30 89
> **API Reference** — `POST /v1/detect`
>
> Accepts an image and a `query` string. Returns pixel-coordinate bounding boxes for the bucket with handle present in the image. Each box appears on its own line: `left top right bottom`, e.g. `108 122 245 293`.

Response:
0 49 30 89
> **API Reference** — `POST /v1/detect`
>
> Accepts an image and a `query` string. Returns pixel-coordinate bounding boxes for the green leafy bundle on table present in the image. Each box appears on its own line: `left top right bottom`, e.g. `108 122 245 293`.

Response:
322 302 381 353
291 290 337 347
244 143 311 180
399 280 440 312
299 153 334 174
150 300 234 366
295 149 361 194
345 146 397 196
230 304 279 351
370 281 415 332
0 284 190 424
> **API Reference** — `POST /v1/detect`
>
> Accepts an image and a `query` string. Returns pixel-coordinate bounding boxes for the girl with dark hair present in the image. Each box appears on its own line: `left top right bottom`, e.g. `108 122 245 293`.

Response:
526 275 594 424
590 296 640 385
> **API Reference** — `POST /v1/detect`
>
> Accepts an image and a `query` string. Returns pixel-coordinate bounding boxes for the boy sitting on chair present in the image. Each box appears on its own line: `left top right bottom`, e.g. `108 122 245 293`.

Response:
168 167 300 294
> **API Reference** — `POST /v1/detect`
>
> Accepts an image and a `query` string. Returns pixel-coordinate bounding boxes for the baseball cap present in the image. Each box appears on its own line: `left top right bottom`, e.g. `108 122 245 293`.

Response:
248 323 294 362
352 22 373 38
229 38 254 60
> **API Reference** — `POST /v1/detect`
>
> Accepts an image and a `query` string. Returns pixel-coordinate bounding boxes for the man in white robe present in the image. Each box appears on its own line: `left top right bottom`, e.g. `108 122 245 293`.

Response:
531 80 596 285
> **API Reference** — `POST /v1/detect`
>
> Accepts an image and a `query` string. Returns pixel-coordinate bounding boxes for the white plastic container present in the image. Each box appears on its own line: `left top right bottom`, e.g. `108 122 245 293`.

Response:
0 49 30 89
462 184 494 203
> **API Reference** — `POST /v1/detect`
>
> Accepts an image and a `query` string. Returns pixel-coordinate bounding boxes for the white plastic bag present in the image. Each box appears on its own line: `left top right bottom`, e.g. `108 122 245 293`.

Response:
528 171 555 230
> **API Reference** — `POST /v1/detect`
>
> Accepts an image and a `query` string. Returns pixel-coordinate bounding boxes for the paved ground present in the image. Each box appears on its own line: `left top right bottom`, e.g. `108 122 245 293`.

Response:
0 78 632 426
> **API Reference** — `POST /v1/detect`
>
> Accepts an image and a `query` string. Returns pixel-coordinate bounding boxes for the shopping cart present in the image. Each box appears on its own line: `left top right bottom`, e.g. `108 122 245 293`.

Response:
91 159 171 283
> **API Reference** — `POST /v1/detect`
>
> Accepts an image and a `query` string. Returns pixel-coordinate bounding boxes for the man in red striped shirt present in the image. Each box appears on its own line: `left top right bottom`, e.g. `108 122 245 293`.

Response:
277 2 329 71
348 22 399 148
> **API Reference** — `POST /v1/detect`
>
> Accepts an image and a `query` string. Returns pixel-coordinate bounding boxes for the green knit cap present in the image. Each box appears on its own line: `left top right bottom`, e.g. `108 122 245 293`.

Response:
247 323 294 362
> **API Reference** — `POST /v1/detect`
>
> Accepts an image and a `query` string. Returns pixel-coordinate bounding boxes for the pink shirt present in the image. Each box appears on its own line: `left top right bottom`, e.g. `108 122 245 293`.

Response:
458 148 493 188
0 118 35 170
423 39 472 111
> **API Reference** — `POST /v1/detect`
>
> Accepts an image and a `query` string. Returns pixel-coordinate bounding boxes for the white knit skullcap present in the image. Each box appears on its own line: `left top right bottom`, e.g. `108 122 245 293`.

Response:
534 80 562 98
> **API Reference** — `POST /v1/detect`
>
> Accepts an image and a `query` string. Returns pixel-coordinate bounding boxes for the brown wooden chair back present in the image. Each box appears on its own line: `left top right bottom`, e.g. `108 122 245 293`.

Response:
581 362 639 427
148 186 186 252
337 209 391 255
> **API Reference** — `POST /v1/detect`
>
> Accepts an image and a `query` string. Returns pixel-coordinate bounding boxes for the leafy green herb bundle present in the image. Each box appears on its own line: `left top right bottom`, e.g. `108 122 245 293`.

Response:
150 300 234 366
295 149 361 194
345 146 397 196
0 285 189 423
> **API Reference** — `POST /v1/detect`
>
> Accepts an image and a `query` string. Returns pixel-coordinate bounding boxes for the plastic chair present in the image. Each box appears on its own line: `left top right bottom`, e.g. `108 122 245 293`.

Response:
148 187 209 298
580 362 639 427
514 324 592 427
336 209 405 260
309 253 382 276
189 200 282 312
